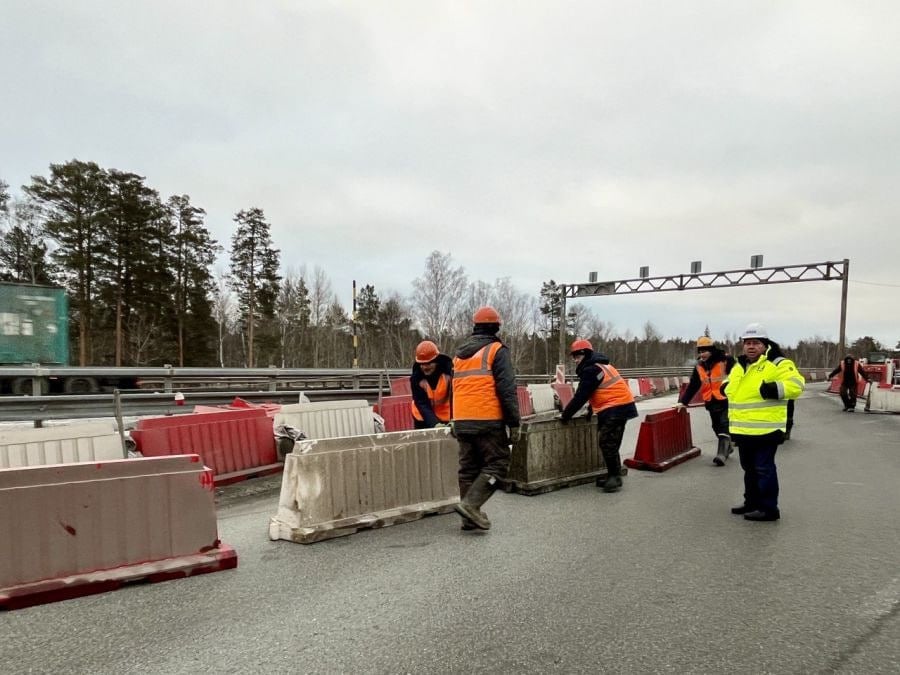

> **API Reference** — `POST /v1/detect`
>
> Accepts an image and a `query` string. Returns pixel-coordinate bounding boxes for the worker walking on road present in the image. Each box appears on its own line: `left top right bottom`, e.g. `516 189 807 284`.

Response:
559 339 638 492
410 340 453 429
675 336 736 466
725 323 805 522
827 355 869 412
451 306 520 531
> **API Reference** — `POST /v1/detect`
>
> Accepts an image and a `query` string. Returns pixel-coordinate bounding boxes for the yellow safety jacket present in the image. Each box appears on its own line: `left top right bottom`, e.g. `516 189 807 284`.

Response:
725 349 805 436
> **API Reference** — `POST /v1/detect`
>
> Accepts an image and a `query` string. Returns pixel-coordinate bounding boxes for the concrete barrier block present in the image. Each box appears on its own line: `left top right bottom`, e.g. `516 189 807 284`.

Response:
275 400 375 440
269 428 457 543
0 455 236 610
505 414 608 495
0 422 123 469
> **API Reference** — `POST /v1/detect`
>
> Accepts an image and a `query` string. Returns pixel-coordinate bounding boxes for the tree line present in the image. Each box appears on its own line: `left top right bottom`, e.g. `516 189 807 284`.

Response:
2 161 895 372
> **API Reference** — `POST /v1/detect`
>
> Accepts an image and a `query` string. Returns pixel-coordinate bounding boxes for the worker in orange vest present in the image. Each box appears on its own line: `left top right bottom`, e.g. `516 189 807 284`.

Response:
827 355 869 412
410 340 453 429
451 306 520 531
559 339 638 492
676 336 736 465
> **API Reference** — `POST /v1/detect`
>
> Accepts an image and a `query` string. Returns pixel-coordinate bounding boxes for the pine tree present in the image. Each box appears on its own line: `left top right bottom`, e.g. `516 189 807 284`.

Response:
24 160 110 365
168 195 219 366
229 208 280 367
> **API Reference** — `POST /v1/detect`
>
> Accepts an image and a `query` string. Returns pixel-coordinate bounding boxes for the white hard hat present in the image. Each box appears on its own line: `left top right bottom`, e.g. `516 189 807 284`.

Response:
741 322 768 340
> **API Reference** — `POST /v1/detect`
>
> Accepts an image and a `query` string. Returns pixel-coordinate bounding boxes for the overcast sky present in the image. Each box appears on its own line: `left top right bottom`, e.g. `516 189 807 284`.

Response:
2 1 899 348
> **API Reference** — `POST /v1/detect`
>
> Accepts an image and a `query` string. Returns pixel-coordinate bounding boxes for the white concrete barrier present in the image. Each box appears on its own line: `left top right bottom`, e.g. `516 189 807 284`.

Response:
275 400 375 440
527 384 557 413
0 455 236 610
269 428 457 544
0 422 123 469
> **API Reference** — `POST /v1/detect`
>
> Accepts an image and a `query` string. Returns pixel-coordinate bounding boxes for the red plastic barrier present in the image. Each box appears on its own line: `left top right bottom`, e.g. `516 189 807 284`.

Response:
390 377 412 396
625 408 701 472
638 378 652 396
131 409 279 486
827 378 868 396
225 397 282 417
650 378 667 394
551 383 575 409
516 386 534 417
677 382 705 407
378 395 415 432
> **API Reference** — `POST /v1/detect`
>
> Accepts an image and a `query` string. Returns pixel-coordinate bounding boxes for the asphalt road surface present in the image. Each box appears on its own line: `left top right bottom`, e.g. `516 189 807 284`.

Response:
3 389 899 674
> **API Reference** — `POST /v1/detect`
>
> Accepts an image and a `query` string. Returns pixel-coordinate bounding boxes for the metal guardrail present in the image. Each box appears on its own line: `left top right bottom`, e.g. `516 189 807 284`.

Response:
0 389 381 425
0 366 697 424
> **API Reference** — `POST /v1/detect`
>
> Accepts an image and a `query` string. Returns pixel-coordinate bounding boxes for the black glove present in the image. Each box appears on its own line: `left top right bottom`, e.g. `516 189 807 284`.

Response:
759 382 780 399
583 408 593 421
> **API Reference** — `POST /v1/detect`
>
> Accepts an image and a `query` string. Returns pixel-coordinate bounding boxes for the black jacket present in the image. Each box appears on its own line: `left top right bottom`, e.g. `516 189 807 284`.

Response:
451 332 520 434
561 351 638 422
828 357 869 386
410 354 453 427
679 347 735 407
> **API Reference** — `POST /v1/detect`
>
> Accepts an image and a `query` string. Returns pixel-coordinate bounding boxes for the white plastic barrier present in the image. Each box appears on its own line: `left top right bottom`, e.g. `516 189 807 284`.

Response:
527 384 557 413
269 428 457 543
628 379 641 398
0 422 123 469
275 400 375 440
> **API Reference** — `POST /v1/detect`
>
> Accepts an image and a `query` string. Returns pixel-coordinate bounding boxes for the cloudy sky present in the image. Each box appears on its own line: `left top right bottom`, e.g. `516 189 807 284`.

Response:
2 1 899 348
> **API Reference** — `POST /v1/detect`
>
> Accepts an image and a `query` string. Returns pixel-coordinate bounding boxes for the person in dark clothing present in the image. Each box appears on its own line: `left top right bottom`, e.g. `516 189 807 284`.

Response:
559 339 638 493
451 306 520 531
828 355 869 412
410 340 453 429
676 336 736 466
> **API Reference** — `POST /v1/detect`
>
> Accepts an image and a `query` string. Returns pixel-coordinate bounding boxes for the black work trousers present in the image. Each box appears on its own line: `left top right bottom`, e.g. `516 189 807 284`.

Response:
456 429 511 495
735 432 781 513
705 399 730 437
839 382 858 410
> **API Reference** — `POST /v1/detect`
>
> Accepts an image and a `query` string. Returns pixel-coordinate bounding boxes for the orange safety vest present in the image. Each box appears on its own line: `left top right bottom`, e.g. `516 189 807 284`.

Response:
589 364 635 414
411 373 451 423
697 361 727 402
452 342 503 421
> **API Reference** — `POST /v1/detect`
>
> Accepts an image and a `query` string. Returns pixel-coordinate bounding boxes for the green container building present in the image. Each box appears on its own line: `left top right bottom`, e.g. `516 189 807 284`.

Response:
0 283 69 366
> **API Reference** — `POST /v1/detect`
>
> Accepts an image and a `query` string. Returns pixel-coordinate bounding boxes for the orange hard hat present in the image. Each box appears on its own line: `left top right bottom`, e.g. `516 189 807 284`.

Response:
473 306 501 324
415 340 440 364
696 336 714 349
570 339 593 354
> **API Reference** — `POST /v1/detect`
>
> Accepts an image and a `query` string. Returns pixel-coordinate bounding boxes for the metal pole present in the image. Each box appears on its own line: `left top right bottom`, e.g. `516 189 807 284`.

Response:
558 285 567 376
113 389 127 458
839 258 849 351
352 280 358 368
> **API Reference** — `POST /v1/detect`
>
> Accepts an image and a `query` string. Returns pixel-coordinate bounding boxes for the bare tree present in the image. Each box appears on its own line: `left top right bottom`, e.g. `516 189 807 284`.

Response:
211 270 239 367
308 266 333 367
412 251 468 340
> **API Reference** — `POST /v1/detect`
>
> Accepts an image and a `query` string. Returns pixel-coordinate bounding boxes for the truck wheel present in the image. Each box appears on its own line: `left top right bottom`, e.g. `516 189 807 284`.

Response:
64 376 99 394
11 377 50 396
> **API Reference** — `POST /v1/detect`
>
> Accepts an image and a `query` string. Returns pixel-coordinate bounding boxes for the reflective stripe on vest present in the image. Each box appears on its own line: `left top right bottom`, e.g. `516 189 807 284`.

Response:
411 373 451 422
452 342 503 421
697 360 727 402
589 364 635 413
727 358 793 436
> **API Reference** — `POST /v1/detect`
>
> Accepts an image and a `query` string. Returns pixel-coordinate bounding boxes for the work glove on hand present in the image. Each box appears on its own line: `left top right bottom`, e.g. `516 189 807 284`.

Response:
508 427 521 443
674 402 686 412
556 414 570 424
583 408 593 421
759 382 780 400
433 422 448 429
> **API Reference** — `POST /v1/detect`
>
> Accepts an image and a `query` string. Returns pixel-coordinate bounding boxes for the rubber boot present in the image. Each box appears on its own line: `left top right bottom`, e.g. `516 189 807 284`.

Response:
458 481 476 530
600 450 623 492
713 436 730 466
453 473 496 530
